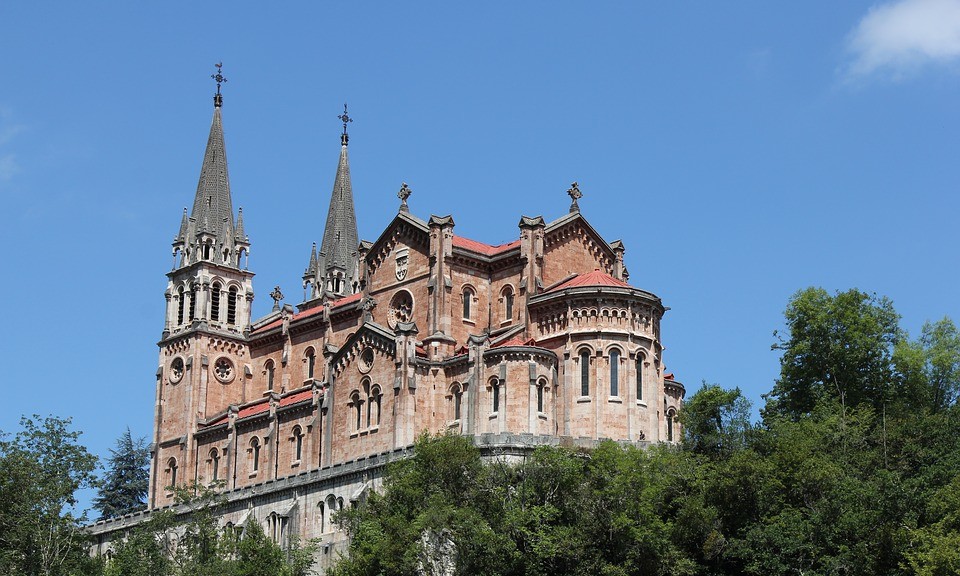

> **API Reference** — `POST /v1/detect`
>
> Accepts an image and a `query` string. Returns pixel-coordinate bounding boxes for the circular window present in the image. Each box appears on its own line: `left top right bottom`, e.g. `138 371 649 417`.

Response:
358 347 375 374
169 357 185 384
387 290 414 329
213 357 235 383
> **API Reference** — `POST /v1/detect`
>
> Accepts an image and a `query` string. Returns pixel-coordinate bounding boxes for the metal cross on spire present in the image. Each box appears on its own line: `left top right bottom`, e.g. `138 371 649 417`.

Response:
567 181 582 213
211 62 227 107
338 103 353 145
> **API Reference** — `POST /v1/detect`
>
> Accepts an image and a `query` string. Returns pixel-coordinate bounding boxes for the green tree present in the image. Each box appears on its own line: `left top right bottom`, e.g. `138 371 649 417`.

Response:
894 317 960 414
680 382 752 457
93 427 149 520
0 415 100 576
767 287 900 419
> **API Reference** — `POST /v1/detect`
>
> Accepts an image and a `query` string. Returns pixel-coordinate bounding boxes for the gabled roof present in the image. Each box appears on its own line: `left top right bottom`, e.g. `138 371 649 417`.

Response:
546 269 631 293
451 236 521 257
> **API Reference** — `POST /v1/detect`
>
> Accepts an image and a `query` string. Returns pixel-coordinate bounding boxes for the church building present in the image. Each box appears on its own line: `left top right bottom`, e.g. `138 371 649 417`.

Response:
91 70 685 568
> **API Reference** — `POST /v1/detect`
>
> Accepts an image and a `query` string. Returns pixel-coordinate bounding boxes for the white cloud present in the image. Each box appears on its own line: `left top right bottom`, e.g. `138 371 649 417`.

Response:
846 0 960 79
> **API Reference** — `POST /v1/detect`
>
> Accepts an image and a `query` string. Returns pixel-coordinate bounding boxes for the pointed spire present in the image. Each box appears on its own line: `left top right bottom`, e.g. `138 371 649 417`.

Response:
235 207 247 241
172 65 245 270
318 106 360 297
175 207 189 241
304 242 318 276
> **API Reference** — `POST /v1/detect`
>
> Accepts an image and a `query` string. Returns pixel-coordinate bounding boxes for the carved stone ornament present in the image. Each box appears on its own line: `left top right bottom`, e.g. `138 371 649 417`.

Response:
395 248 409 281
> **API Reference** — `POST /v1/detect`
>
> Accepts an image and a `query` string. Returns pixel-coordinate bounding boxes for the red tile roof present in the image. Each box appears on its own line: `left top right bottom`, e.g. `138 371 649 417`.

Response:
203 414 228 427
664 372 675 381
251 292 364 335
452 236 521 256
279 389 313 408
492 336 537 348
547 269 631 292
237 400 270 420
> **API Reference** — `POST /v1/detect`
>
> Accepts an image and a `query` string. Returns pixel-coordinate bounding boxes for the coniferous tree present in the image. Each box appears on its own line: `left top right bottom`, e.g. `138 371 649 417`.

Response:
93 427 149 520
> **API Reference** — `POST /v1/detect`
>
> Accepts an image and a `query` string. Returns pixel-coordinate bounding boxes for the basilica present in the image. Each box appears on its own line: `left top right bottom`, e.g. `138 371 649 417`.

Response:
90 73 685 569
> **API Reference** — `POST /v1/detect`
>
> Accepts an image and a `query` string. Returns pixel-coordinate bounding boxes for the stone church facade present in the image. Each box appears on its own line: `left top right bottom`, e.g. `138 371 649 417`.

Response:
89 83 685 570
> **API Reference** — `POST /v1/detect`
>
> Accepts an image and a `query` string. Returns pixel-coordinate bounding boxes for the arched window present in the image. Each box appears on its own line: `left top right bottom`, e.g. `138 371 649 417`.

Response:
292 426 303 461
167 457 178 489
265 360 275 391
666 409 676 442
350 391 362 431
203 241 211 261
211 282 222 322
491 378 501 413
450 383 463 420
501 286 514 323
462 287 474 320
250 437 261 473
609 349 620 397
177 286 185 325
227 286 238 325
325 495 337 533
636 355 644 402
305 348 316 381
317 502 325 533
209 448 220 482
580 350 591 397
537 378 546 413
188 284 197 321
370 385 382 426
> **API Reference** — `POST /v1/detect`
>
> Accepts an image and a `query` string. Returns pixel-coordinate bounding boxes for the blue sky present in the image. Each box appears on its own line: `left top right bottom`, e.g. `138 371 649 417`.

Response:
2 1 959 511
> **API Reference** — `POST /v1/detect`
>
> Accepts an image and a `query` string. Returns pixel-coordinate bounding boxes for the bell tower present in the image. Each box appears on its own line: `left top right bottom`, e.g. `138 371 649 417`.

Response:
149 64 255 508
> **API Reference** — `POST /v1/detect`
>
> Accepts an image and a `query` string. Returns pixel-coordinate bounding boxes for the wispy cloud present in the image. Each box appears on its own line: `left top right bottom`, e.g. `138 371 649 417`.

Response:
845 0 960 79
0 154 18 181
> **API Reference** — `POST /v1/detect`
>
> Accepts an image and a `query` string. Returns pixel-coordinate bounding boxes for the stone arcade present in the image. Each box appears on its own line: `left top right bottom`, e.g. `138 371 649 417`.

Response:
89 77 685 572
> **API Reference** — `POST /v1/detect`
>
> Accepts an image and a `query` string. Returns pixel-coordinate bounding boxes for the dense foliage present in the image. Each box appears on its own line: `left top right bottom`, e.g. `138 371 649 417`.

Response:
330 287 960 576
93 428 149 520
102 484 316 576
0 416 100 576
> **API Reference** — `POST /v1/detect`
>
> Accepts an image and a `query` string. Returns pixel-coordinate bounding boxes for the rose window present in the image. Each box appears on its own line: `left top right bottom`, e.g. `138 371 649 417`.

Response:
358 347 375 374
214 357 234 383
169 357 185 384
387 291 413 329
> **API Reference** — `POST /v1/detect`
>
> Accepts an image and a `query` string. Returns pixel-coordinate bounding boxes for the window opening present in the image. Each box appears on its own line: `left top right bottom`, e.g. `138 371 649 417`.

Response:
610 350 620 397
580 351 590 397
492 378 500 413
177 286 185 325
227 286 238 325
636 356 643 401
211 283 221 322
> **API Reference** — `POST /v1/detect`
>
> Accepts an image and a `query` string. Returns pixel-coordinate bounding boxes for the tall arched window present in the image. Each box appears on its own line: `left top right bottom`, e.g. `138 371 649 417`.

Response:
537 379 546 413
188 284 197 321
250 437 261 473
450 383 463 420
370 385 382 426
502 286 514 322
209 448 220 482
167 457 178 489
292 426 303 461
227 286 238 325
177 286 185 325
666 409 676 442
580 350 591 397
265 360 275 391
636 355 643 402
350 391 362 431
491 378 501 413
325 495 337 532
609 349 620 397
210 282 222 322
317 502 325 534
305 348 316 381
462 287 474 320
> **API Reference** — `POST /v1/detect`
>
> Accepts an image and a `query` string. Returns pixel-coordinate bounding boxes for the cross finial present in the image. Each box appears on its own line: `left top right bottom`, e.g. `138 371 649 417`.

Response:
398 182 412 212
211 62 227 107
567 181 582 213
270 285 284 312
338 103 353 145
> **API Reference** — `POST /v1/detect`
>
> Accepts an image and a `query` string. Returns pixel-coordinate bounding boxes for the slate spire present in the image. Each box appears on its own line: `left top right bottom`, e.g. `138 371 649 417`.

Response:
314 104 359 297
171 64 248 270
